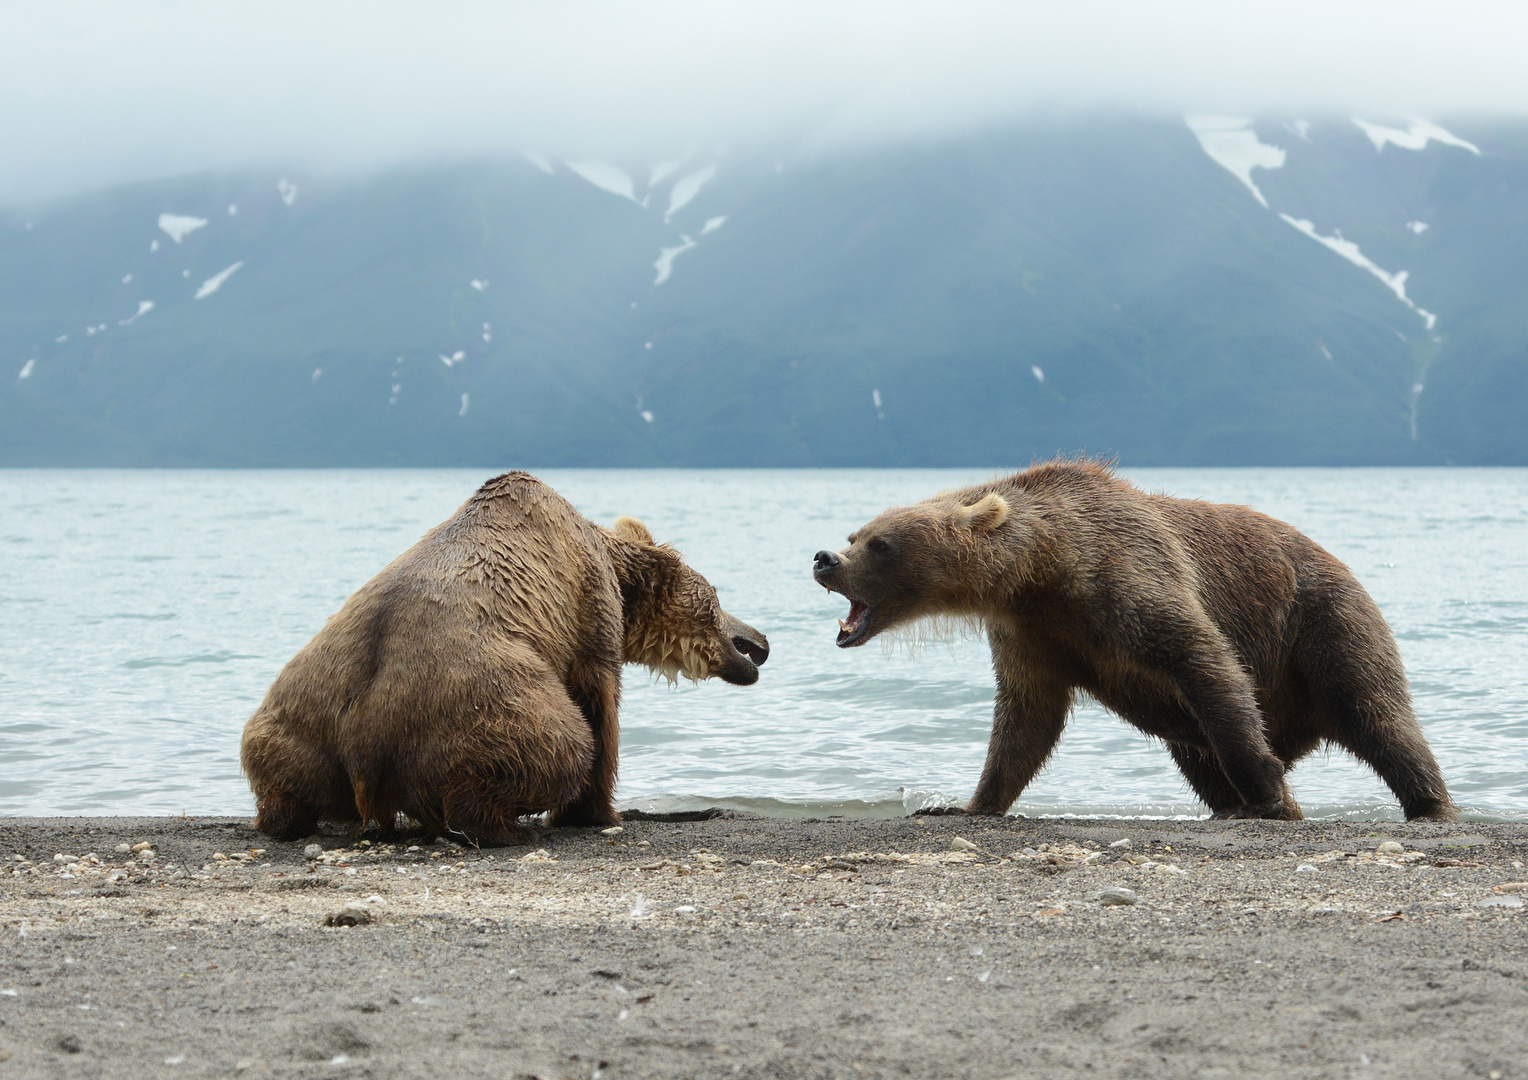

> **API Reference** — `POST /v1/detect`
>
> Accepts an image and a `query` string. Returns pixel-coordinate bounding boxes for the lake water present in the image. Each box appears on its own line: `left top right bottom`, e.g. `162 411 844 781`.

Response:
2 468 1525 822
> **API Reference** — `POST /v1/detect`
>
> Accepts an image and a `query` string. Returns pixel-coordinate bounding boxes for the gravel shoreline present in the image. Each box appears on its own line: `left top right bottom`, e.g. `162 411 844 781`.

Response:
2 814 1527 1078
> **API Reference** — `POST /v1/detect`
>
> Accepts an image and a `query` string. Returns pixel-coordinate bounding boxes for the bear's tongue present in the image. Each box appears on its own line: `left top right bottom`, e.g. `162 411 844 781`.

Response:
836 599 871 647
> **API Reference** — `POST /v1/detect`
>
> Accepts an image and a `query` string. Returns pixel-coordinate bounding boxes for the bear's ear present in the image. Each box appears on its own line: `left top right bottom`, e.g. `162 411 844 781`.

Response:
954 493 1009 532
612 516 656 545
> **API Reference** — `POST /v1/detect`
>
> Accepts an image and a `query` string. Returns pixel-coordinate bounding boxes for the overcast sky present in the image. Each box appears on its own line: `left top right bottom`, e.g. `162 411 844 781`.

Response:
4 0 1527 204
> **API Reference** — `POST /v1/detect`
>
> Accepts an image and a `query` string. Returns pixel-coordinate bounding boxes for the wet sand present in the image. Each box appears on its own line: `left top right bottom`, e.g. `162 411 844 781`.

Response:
2 813 1526 1079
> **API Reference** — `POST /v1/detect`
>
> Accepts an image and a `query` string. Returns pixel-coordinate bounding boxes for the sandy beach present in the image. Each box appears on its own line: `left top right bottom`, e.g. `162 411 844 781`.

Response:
2 813 1526 1078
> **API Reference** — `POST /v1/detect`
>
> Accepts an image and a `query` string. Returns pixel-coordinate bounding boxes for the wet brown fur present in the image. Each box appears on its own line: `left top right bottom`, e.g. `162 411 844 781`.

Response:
241 472 766 844
815 460 1457 822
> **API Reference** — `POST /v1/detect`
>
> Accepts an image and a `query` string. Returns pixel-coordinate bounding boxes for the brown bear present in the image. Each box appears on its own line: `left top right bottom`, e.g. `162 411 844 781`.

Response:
241 471 768 843
812 460 1456 821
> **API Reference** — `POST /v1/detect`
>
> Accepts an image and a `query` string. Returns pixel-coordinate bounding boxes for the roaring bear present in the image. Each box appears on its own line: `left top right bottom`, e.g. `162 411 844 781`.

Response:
242 471 768 843
812 460 1456 821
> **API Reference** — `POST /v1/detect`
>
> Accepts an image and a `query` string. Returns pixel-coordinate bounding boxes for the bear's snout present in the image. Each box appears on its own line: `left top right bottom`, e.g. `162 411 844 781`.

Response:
813 550 841 574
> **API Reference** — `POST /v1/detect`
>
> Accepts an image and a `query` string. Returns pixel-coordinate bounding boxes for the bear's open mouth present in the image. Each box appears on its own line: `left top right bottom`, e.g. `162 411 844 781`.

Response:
837 598 873 648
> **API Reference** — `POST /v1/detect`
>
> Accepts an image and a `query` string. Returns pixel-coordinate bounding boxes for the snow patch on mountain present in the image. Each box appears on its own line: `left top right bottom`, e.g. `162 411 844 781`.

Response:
18 359 35 380
158 214 207 244
701 215 727 236
566 160 638 202
1352 118 1480 155
277 179 298 206
666 166 717 221
649 160 683 186
522 152 554 175
1278 215 1434 329
1184 116 1285 208
194 262 244 299
118 300 154 325
1407 221 1430 235
440 351 465 368
653 236 696 285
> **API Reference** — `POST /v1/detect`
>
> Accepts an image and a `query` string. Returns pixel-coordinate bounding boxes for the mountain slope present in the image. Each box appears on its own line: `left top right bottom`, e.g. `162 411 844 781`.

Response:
3 116 1524 466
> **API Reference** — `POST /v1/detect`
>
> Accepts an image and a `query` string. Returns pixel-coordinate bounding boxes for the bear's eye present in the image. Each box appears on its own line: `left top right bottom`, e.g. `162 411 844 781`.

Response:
868 538 890 555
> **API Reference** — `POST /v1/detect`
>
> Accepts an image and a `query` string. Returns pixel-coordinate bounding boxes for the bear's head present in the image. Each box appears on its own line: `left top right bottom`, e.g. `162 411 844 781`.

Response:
811 491 1011 648
608 516 770 685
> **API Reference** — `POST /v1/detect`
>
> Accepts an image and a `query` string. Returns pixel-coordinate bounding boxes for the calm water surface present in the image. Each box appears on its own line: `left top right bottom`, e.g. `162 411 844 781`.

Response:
1 468 1525 821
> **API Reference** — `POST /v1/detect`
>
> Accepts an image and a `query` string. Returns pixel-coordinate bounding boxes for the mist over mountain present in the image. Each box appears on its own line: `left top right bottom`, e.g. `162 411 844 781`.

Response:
3 115 1524 466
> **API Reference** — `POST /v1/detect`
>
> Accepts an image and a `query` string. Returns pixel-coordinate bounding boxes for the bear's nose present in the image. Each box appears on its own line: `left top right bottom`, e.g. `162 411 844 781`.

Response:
813 550 841 572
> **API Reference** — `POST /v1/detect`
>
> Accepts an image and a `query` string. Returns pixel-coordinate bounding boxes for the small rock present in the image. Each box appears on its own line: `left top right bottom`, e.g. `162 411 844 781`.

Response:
131 842 153 853
324 908 372 927
950 837 980 852
1476 895 1524 909
1296 863 1318 873
674 905 696 914
1493 882 1528 894
234 1058 255 1072
1108 838 1132 849
164 1053 186 1065
1375 841 1405 855
303 844 323 859
115 843 132 854
55 1034 83 1054
731 892 748 901
601 826 624 836
1098 887 1139 907
636 840 651 848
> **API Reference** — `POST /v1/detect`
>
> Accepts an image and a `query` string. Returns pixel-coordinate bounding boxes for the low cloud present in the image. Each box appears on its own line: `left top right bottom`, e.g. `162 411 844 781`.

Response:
3 0 1527 203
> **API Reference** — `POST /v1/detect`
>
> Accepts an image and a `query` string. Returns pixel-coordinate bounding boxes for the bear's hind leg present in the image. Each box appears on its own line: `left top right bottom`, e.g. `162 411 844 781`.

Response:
1294 603 1458 822
436 661 599 845
1323 695 1457 821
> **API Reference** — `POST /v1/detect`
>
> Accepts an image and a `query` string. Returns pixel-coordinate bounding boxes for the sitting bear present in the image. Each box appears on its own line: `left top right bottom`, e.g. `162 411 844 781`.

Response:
242 471 768 843
812 460 1456 821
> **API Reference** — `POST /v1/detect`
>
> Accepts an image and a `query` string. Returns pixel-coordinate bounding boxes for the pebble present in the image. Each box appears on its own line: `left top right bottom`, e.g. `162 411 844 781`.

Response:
1098 887 1140 906
1108 838 1132 849
304 844 323 859
324 908 372 927
115 843 132 854
1296 864 1318 873
1476 895 1524 909
950 837 980 852
601 826 624 836
131 842 153 853
1493 882 1528 894
1375 841 1405 855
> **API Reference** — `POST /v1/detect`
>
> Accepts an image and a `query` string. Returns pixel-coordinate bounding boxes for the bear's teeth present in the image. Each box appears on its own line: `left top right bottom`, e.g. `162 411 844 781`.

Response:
838 619 850 632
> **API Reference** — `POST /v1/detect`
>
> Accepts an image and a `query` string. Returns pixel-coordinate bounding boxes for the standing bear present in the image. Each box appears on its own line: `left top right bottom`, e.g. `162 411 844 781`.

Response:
812 460 1456 821
242 471 768 843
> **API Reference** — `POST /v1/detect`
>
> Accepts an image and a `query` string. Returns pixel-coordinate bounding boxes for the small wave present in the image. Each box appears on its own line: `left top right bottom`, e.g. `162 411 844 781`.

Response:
122 652 257 669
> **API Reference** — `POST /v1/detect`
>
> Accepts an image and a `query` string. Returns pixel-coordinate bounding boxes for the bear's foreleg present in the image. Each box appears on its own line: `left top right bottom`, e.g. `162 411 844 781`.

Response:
1166 743 1244 815
1148 616 1295 820
549 667 623 828
966 627 1074 816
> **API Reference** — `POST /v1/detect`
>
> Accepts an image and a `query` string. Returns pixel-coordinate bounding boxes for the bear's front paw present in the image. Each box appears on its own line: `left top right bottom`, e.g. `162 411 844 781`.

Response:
1213 800 1289 821
549 805 623 829
912 805 970 817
